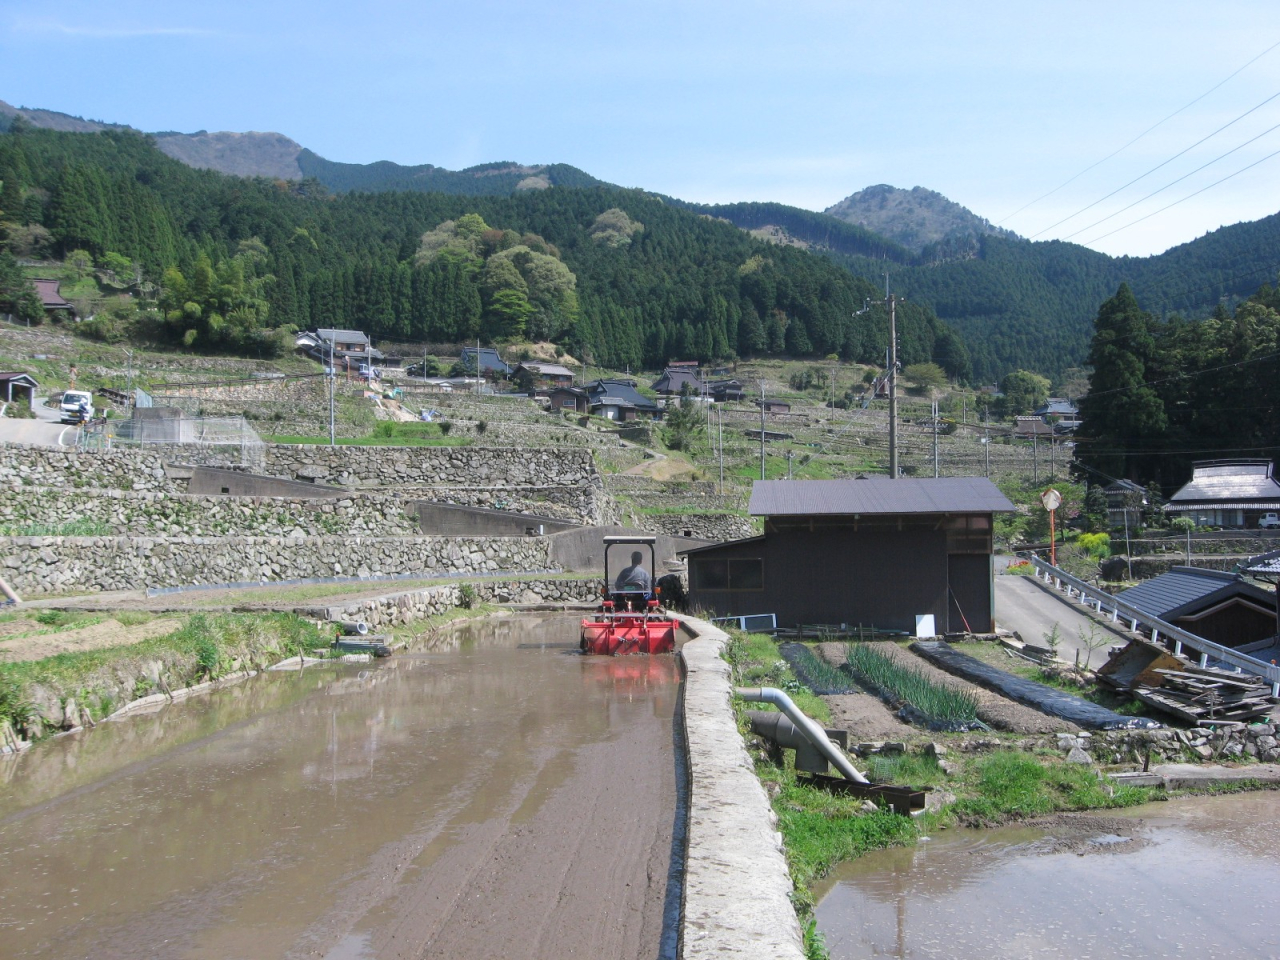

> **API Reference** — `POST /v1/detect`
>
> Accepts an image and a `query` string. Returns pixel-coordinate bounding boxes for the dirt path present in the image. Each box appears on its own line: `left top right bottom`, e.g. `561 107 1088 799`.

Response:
821 641 1077 734
0 616 182 662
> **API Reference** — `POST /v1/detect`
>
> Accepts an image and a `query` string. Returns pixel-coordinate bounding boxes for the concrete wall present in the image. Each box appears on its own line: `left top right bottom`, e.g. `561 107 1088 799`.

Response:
547 525 711 573
3 534 554 594
413 502 580 536
677 615 806 959
184 465 347 497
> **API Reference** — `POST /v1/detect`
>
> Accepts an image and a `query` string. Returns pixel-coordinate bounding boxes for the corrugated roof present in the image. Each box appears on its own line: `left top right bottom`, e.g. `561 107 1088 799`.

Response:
1116 566 1271 620
748 477 1015 516
1169 459 1280 505
519 362 574 377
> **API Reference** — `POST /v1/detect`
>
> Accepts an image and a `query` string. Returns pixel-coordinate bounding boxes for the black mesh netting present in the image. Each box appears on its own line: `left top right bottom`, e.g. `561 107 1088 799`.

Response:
910 640 1162 731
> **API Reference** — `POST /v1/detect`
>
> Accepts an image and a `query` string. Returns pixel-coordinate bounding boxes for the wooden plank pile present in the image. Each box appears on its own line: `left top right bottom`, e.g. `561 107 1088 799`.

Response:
1132 664 1275 723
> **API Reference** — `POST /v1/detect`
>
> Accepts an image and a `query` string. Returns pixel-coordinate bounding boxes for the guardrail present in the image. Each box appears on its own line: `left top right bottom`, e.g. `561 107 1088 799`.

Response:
1028 556 1280 696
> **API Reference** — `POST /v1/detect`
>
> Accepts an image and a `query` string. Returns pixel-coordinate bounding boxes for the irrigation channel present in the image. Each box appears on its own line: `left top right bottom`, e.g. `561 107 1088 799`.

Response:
814 792 1280 959
0 615 687 960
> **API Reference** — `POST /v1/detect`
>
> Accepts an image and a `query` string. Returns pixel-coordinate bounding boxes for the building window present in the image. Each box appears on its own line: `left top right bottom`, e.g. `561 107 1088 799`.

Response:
692 556 764 591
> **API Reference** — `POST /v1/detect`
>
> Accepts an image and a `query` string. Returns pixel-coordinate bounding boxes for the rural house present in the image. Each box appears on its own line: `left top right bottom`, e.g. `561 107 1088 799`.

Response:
1115 567 1277 650
587 378 661 421
460 346 512 376
33 279 73 321
651 367 705 396
513 361 575 388
1166 459 1280 529
679 476 1014 633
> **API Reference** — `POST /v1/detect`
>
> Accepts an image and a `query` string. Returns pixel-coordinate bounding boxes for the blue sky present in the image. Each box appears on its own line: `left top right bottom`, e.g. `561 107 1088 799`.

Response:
2 0 1279 257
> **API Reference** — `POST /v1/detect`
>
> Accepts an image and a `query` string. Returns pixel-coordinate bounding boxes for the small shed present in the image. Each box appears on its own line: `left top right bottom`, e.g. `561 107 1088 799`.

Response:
754 399 791 414
549 386 589 414
679 476 1014 633
1115 566 1277 648
0 372 38 406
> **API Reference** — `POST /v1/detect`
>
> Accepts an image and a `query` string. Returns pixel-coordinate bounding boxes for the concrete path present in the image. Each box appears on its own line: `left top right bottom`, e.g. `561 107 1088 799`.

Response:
994 574 1119 669
0 413 77 447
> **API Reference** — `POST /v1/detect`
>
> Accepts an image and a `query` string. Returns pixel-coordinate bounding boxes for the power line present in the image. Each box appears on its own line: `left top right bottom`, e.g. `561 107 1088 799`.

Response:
1083 145 1280 244
1029 86 1280 239
1062 119 1280 241
997 38 1280 227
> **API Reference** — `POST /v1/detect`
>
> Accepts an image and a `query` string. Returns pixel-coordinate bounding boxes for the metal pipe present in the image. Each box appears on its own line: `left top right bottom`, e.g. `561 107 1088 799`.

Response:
336 621 369 636
736 686 868 783
0 574 20 604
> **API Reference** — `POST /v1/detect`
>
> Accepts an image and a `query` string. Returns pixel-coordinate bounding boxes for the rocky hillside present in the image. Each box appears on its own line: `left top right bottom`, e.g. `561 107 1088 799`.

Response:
824 184 1018 254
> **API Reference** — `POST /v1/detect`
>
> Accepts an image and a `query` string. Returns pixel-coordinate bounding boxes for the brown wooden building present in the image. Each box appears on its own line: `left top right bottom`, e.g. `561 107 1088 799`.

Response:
1116 567 1277 648
679 477 1014 633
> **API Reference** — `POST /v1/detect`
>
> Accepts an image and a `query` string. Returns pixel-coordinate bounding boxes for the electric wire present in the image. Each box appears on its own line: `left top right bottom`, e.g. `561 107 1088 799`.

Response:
1028 87 1280 239
1083 146 1280 244
1061 119 1280 240
997 38 1280 227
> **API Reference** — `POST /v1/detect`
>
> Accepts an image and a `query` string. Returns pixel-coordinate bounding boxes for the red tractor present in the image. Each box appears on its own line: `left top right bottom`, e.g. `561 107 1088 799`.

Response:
580 535 677 655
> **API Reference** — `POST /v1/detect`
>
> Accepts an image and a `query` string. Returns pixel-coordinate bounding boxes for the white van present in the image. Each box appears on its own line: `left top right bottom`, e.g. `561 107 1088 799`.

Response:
59 390 94 424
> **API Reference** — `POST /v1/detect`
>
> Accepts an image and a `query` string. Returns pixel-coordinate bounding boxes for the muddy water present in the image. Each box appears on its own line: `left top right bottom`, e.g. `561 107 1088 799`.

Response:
815 793 1280 959
0 615 685 959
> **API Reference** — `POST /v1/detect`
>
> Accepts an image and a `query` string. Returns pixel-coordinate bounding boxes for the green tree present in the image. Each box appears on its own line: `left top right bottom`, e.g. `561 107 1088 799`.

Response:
1076 284 1167 480
997 369 1050 418
661 396 706 452
0 249 43 322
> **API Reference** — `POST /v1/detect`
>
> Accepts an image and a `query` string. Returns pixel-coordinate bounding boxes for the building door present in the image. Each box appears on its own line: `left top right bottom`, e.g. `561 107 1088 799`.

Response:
947 554 993 633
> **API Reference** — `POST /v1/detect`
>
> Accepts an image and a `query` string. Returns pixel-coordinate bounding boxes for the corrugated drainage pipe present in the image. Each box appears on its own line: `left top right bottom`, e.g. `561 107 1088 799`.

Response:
737 686 868 783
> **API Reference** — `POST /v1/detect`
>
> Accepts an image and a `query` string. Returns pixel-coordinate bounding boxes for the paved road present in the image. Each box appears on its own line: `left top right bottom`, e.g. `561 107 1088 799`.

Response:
994 574 1119 669
0 411 77 447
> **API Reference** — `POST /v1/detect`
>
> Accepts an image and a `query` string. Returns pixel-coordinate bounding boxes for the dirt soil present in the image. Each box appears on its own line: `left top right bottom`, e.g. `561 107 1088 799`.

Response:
823 693 918 741
817 641 1078 735
1017 814 1150 855
0 617 182 663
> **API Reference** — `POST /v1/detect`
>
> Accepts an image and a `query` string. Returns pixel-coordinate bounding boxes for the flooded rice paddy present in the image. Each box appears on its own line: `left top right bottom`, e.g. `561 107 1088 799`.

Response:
0 615 685 959
815 792 1280 959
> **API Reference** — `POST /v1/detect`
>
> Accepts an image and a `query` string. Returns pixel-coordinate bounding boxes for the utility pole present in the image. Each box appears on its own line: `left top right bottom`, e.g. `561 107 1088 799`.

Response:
932 399 940 478
983 407 990 478
1033 431 1039 485
889 294 898 479
759 380 767 480
718 405 724 493
329 334 336 446
1050 434 1055 480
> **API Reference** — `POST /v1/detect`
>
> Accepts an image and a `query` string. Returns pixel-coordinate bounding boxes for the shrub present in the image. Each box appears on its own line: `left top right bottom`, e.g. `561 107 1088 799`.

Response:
1077 532 1111 559
439 420 453 435
457 583 476 609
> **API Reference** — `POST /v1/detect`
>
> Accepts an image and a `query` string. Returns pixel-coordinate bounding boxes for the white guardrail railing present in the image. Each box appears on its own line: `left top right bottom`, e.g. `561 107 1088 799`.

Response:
1028 556 1280 697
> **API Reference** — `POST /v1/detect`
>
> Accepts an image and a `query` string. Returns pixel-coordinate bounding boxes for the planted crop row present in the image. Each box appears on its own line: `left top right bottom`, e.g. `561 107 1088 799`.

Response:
779 643 858 695
845 643 978 724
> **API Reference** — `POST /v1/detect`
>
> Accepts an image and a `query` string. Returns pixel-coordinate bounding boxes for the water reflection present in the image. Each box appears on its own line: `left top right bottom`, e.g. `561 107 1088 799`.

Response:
0 615 683 960
815 795 1280 959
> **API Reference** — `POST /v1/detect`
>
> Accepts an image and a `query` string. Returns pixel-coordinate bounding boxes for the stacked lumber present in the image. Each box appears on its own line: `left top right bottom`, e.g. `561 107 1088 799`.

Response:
1132 665 1275 723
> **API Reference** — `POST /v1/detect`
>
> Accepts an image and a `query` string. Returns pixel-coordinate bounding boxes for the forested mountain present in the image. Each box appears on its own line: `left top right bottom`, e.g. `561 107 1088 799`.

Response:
0 126 969 377
824 184 1018 254
296 152 608 195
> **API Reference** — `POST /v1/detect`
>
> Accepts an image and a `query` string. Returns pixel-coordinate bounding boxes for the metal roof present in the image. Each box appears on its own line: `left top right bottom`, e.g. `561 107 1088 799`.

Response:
1244 549 1280 576
33 279 70 309
517 362 575 377
316 328 370 343
1169 459 1280 506
748 477 1015 517
1116 566 1274 621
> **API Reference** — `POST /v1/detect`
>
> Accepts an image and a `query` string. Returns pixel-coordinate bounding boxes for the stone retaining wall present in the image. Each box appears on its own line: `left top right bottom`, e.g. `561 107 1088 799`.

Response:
1043 722 1280 765
0 487 420 537
640 513 757 542
3 534 554 594
319 576 600 628
677 615 806 959
0 442 600 492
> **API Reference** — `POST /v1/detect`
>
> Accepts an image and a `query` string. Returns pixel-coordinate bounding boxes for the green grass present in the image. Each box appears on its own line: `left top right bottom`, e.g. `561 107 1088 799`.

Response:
724 630 830 722
845 643 979 724
952 750 1155 825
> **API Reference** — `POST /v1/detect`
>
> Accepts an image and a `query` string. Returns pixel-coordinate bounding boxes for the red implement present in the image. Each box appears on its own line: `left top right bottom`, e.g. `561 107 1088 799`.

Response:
580 611 677 655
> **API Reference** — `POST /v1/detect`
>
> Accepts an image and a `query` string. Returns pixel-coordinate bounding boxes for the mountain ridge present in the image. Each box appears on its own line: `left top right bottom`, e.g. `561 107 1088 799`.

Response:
824 183 1019 254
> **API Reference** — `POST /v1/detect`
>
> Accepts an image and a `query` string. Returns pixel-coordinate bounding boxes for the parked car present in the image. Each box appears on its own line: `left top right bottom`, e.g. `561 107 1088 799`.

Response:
59 390 94 424
1259 513 1280 529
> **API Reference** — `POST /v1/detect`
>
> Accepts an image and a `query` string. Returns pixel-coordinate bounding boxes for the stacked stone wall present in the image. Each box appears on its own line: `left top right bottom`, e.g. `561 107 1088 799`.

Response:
639 513 757 542
321 576 599 628
3 534 554 595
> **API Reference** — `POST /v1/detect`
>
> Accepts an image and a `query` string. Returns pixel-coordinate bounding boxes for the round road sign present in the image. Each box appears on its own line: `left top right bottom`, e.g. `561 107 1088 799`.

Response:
1040 488 1062 511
